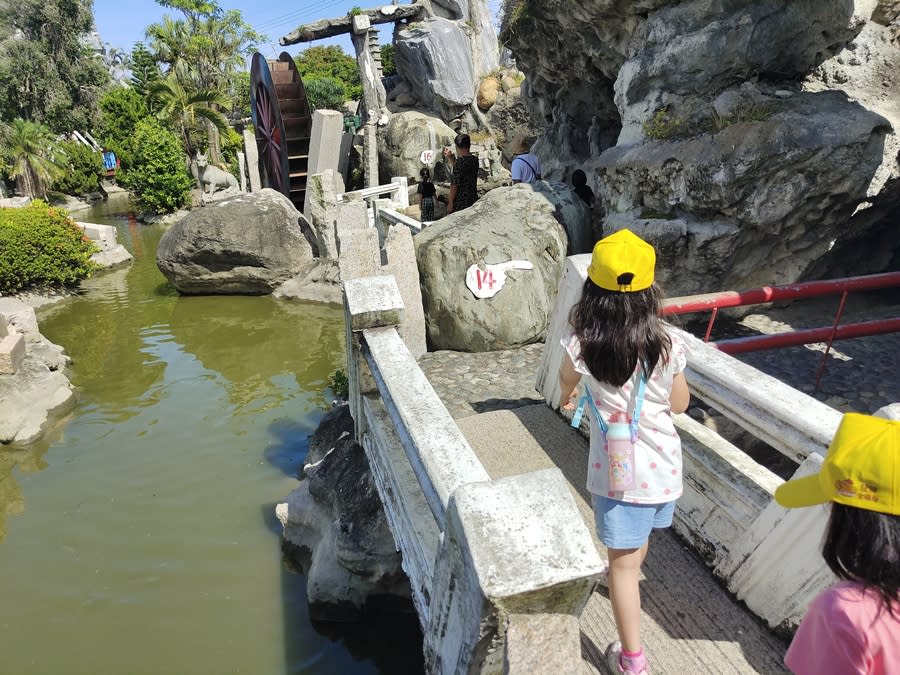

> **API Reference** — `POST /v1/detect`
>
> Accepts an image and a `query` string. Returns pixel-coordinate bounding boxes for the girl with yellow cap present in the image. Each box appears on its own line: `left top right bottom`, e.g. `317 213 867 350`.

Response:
558 229 690 675
775 412 900 674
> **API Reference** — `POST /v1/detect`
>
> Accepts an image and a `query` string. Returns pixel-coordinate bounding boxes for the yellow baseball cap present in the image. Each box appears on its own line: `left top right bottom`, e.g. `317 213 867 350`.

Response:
587 229 656 292
774 413 900 516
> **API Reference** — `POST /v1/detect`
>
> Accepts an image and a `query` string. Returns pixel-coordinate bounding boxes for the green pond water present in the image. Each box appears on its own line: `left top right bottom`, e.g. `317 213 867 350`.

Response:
0 194 423 674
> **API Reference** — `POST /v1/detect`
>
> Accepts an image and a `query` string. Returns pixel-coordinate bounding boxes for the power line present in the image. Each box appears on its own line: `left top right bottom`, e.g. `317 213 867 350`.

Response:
250 0 349 34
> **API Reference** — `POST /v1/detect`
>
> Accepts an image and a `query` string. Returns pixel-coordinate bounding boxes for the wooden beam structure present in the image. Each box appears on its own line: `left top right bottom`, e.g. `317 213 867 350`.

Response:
280 4 423 45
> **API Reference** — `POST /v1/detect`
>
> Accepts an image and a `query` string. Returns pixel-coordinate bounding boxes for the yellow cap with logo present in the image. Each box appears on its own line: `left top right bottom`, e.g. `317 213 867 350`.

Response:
775 413 900 516
587 229 656 292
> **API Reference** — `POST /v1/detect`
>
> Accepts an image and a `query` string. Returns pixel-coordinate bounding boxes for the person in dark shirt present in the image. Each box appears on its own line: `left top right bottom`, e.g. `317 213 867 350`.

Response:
443 133 478 214
417 167 436 221
572 169 595 207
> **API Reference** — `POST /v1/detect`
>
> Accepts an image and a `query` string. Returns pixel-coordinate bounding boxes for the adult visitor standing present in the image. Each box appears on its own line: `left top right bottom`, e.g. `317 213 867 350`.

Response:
510 136 542 184
443 133 479 214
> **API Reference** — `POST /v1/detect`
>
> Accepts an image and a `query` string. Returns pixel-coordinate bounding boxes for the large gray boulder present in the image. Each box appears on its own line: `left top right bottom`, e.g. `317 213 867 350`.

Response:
415 185 569 351
378 111 458 183
156 189 314 295
276 405 410 620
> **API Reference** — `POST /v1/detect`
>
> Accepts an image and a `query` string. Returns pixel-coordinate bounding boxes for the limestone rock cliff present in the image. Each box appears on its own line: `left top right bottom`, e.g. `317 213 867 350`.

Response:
502 0 899 294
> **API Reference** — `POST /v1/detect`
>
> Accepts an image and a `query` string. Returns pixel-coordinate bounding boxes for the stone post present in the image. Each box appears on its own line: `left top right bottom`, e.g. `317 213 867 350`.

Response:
350 13 386 124
237 151 247 192
363 123 379 188
390 176 409 208
242 129 261 192
303 110 347 217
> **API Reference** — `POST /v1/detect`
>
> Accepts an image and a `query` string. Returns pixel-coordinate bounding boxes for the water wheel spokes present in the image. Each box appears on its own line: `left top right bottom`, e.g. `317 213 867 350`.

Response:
249 52 312 211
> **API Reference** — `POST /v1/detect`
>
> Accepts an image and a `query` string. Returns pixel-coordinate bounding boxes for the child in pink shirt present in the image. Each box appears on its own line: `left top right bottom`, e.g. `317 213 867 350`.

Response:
775 413 900 675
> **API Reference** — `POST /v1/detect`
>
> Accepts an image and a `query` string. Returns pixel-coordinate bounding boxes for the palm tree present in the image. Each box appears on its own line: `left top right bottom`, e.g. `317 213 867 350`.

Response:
150 71 231 159
1 119 67 199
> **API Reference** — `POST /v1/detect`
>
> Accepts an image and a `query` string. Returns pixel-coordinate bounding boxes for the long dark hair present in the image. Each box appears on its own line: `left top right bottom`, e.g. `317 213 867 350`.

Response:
568 279 671 386
822 504 900 616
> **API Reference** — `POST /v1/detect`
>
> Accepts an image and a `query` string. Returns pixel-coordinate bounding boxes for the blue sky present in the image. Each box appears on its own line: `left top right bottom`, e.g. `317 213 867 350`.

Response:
92 0 502 60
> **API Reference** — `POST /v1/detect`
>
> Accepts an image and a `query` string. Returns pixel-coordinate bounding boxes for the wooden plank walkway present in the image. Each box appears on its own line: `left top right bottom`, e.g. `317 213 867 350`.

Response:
456 404 788 674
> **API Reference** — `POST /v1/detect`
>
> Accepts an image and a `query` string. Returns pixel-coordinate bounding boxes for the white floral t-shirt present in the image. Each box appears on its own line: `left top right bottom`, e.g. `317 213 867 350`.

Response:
562 326 689 504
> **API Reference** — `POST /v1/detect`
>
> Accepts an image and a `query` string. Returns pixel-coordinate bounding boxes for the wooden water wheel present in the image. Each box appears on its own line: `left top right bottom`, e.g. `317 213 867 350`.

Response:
249 52 312 211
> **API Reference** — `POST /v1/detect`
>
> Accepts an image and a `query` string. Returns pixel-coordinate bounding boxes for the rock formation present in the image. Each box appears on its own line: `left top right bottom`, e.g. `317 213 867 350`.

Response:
276 404 411 620
156 189 315 295
393 0 499 120
415 184 582 351
501 0 900 294
0 299 75 445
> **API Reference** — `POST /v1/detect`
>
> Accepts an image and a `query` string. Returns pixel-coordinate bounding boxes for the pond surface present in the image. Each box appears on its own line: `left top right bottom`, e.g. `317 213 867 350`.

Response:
0 193 423 674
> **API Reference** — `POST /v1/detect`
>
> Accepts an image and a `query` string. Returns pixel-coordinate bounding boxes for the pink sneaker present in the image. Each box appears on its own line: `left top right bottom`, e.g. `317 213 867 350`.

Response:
604 641 649 675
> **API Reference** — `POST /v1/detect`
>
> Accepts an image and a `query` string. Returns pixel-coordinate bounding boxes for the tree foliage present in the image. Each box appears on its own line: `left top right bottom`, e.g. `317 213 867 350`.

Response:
53 140 104 196
0 0 110 132
0 201 96 293
305 77 347 112
150 71 230 158
96 85 150 173
121 119 193 214
130 42 162 111
380 44 396 77
295 46 361 101
145 1 263 161
1 118 67 199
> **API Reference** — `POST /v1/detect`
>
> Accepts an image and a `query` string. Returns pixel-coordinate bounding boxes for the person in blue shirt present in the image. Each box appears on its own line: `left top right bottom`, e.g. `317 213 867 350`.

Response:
510 136 542 184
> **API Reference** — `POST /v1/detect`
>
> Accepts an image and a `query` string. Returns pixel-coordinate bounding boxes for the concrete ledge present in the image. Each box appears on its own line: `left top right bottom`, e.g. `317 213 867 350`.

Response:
91 244 133 269
344 275 405 331
0 332 26 374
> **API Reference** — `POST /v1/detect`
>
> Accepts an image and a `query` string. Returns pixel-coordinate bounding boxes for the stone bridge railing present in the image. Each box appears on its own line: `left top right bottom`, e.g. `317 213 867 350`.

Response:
343 274 605 674
536 255 843 631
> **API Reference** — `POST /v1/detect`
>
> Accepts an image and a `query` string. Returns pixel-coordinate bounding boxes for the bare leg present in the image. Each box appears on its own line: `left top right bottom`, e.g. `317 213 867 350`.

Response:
608 543 649 654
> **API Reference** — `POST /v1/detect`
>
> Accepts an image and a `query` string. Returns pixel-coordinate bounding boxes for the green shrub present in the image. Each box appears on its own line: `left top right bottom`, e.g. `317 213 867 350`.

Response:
121 119 193 214
305 76 347 111
53 141 104 196
0 201 97 292
329 369 349 399
711 101 773 131
642 107 683 140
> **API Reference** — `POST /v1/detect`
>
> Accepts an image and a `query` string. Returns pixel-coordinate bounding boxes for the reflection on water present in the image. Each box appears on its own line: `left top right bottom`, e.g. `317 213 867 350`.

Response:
0 194 424 674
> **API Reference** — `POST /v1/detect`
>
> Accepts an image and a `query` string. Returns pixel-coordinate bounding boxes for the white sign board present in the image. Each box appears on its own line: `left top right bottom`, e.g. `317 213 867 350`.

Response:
465 260 534 299
420 149 436 165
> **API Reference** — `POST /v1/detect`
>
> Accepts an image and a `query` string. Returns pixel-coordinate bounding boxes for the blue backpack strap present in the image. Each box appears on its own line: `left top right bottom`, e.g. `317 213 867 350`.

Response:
572 372 647 440
630 372 648 442
570 385 608 433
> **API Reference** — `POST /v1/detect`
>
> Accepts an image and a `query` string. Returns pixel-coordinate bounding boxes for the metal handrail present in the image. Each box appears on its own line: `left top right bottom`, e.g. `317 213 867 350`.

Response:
663 271 900 389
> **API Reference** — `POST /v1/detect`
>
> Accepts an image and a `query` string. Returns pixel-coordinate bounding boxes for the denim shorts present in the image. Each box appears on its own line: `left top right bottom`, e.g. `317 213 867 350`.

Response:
592 495 676 549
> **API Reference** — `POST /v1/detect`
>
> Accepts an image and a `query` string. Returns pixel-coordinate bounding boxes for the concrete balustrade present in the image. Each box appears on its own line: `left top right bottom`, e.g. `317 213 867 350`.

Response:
343 274 605 674
535 254 844 630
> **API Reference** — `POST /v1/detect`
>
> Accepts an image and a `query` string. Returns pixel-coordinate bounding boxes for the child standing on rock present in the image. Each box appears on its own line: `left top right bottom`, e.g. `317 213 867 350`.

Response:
775 412 900 674
417 167 436 222
558 229 690 675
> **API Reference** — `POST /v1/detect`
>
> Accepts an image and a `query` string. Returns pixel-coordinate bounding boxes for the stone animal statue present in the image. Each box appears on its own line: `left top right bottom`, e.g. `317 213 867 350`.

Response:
191 152 239 203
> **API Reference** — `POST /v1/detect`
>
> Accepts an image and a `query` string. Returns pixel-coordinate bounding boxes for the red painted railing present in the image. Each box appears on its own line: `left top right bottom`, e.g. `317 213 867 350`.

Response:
663 272 900 389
